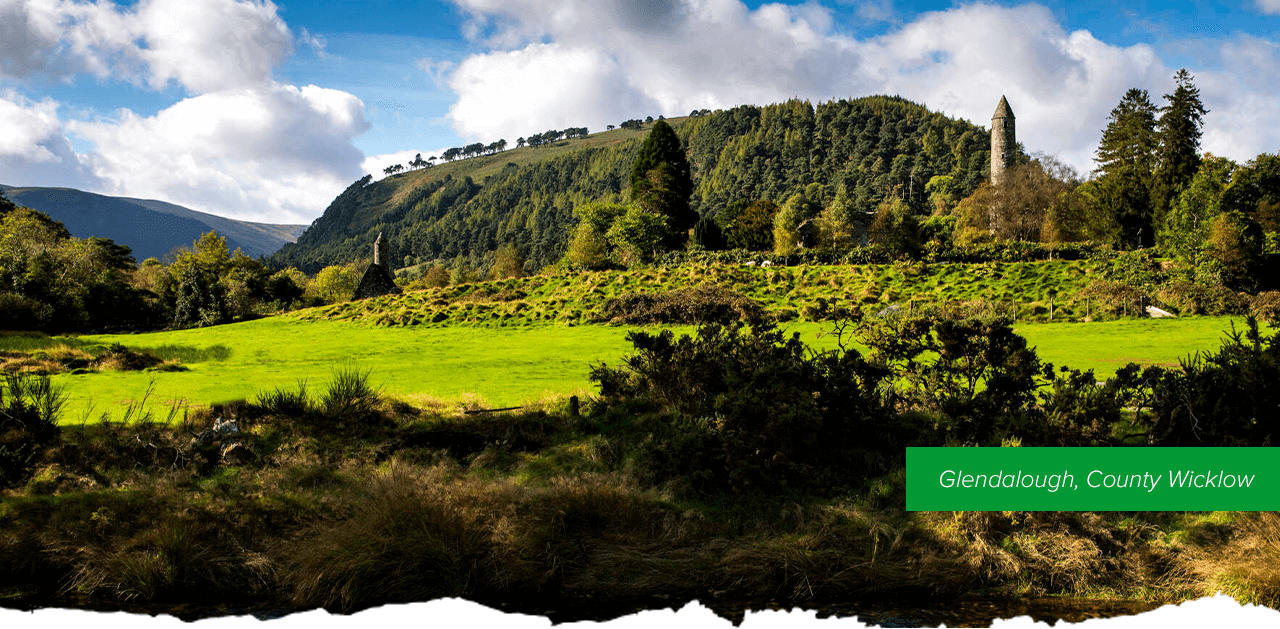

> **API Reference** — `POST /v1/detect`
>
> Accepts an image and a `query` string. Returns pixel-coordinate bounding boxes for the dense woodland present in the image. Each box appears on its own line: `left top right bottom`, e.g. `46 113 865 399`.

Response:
270 96 995 274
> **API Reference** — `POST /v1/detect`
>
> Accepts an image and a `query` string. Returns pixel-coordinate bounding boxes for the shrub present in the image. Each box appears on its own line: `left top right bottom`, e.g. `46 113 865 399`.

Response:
1143 317 1280 446
0 373 64 488
254 379 312 418
598 285 765 325
589 322 892 493
1250 291 1280 323
321 364 380 421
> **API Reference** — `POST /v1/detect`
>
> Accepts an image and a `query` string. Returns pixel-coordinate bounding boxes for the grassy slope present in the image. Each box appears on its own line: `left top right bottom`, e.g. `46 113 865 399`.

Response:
302 259 1107 328
372 123 655 213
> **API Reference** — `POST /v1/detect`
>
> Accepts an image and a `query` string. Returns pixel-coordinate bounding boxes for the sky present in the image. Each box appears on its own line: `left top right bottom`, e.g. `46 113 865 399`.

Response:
1 0 1279 225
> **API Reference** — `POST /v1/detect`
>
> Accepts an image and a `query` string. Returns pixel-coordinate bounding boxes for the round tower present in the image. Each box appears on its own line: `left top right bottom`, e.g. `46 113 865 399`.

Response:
374 232 389 267
990 96 1016 186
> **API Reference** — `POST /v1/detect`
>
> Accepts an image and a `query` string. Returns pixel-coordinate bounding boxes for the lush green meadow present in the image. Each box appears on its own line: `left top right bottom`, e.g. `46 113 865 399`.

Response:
28 313 1258 424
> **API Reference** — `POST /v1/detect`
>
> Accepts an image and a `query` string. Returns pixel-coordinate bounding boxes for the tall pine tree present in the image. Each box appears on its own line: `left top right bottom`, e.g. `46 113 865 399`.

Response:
631 120 696 242
1093 88 1158 248
1152 69 1208 229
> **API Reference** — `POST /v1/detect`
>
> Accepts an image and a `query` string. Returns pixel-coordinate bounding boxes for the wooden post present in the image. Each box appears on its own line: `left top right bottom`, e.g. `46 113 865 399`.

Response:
1049 297 1054 322
569 396 580 417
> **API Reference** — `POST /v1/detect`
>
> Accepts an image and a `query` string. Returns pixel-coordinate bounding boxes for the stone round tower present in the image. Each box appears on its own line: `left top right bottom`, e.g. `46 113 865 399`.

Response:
990 96 1015 186
373 231 389 267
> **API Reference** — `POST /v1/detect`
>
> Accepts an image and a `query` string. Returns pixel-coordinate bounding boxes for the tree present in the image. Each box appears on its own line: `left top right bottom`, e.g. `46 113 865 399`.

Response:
606 125 615 131
606 205 670 265
954 157 1078 243
1161 155 1235 260
490 242 524 279
773 189 822 255
1206 210 1264 290
868 197 920 255
309 262 362 304
1223 153 1280 233
1093 88 1159 247
724 200 778 251
692 216 726 251
815 190 865 251
631 120 696 242
1152 69 1209 225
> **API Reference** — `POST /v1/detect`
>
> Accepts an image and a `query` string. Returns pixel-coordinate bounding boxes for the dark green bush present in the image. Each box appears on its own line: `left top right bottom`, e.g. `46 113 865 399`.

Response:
1144 317 1280 446
589 322 892 494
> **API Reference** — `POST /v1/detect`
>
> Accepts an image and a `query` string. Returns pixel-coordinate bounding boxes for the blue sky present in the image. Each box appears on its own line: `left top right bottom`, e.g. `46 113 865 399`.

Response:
2 0 1278 223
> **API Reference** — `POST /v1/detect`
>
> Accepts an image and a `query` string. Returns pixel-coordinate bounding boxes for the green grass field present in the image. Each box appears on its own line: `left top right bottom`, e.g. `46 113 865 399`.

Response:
27 314 1262 424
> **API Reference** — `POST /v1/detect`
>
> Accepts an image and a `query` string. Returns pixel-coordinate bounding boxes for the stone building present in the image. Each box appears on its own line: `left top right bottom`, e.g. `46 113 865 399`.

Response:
990 95 1016 186
351 232 402 300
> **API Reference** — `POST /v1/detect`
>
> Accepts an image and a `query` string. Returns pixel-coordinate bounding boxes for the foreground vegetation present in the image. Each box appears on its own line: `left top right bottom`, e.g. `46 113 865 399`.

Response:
3 312 1280 618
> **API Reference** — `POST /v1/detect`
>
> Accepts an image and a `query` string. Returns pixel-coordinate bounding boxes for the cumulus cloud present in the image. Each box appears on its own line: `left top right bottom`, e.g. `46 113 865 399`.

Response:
67 83 370 223
442 0 1275 175
0 0 291 93
1257 0 1280 16
0 0 373 222
0 90 104 189
1198 34 1280 163
362 147 455 181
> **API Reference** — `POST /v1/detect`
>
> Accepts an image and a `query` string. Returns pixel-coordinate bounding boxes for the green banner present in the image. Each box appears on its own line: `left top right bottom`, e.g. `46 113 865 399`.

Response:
906 447 1280 511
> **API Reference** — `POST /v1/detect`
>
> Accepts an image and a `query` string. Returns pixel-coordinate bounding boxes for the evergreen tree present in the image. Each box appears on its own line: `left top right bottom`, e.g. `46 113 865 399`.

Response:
631 120 696 241
1152 69 1209 227
1093 88 1158 248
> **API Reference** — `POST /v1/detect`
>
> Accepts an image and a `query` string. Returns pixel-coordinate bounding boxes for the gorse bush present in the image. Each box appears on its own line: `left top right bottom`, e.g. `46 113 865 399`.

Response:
590 321 893 494
1143 317 1280 446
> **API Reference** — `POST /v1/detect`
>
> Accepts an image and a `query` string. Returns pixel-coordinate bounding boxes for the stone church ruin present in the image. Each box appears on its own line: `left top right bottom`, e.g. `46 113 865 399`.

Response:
352 232 402 300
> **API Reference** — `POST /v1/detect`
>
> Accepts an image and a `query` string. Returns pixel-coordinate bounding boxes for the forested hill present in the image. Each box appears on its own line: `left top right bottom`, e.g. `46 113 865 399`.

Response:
270 96 993 274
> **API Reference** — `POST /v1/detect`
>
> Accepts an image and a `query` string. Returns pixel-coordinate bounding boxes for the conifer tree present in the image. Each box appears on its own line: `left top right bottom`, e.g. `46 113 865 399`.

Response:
1093 88 1158 247
630 120 696 242
1152 69 1208 226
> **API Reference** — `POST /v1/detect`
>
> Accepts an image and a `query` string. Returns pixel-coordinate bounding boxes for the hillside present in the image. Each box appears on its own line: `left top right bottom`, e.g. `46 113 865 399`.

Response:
270 96 994 274
290 258 1102 329
0 184 308 261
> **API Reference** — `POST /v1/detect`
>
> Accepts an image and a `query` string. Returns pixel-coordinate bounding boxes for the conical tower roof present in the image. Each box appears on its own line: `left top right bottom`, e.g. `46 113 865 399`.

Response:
993 95 1014 119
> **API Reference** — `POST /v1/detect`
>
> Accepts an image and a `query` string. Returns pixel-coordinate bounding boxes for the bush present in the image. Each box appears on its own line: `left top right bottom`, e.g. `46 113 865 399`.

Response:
321 364 380 421
1144 317 1280 446
598 285 766 325
0 373 64 488
1250 291 1280 323
589 322 892 493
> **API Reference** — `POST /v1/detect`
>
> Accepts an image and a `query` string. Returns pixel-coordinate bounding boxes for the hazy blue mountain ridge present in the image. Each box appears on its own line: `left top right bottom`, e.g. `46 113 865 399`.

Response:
0 184 308 262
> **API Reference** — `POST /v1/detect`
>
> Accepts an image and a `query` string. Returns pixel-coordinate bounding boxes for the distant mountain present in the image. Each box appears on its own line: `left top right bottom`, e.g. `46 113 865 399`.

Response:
270 96 994 275
0 184 309 262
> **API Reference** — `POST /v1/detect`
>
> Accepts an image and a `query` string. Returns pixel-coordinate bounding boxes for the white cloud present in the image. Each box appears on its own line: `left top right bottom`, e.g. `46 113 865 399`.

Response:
0 0 291 93
442 0 1276 176
1257 0 1280 16
448 43 661 142
0 90 103 189
415 57 456 89
299 27 330 59
1198 34 1280 163
362 147 455 181
67 83 371 223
